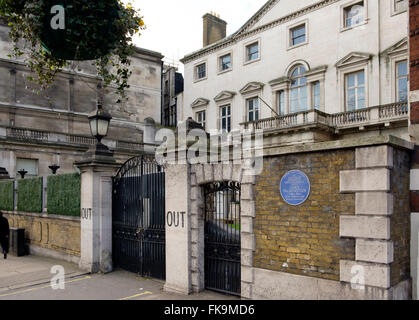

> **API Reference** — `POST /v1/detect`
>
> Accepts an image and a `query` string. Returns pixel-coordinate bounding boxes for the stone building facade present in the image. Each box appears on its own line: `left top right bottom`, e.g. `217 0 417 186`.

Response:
163 0 416 300
162 65 184 127
0 19 163 178
181 0 409 141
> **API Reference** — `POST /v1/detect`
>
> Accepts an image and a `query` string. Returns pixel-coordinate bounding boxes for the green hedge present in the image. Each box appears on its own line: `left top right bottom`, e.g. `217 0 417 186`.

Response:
0 181 14 211
47 173 81 217
17 177 43 213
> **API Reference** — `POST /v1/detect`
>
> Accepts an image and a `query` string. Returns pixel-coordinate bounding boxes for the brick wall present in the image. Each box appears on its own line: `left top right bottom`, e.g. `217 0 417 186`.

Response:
410 0 419 124
4 212 80 258
253 150 356 281
391 148 411 286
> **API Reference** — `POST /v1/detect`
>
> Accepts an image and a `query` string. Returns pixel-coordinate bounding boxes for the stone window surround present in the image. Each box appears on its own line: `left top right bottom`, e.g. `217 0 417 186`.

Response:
336 58 370 112
214 92 235 132
286 19 309 51
269 64 327 115
390 0 408 16
340 0 369 33
240 83 264 123
217 50 233 75
189 162 256 298
195 109 207 130
390 55 408 104
243 38 261 66
193 60 208 83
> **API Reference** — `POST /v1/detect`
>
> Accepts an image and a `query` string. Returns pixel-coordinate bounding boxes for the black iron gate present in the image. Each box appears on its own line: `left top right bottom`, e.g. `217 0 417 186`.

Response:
112 155 165 280
204 181 241 296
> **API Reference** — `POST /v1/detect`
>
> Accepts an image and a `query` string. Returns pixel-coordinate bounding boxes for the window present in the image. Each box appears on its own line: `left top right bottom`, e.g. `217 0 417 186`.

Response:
16 158 38 176
344 2 365 28
345 71 365 111
290 65 308 113
246 42 259 62
196 63 206 80
247 97 260 122
220 105 231 132
278 90 285 115
290 24 306 47
394 0 407 13
196 110 206 129
313 81 321 110
396 60 408 102
220 54 231 72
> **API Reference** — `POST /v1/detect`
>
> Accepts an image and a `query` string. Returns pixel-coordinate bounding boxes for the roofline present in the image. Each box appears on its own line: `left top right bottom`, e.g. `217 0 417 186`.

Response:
180 0 278 63
180 0 347 64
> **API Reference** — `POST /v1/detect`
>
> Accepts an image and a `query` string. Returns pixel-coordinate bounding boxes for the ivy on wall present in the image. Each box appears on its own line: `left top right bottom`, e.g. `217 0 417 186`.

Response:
17 177 43 213
47 173 80 217
0 181 14 211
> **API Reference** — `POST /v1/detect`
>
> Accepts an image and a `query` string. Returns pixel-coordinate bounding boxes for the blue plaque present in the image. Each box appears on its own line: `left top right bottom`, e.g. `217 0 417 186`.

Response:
280 170 310 206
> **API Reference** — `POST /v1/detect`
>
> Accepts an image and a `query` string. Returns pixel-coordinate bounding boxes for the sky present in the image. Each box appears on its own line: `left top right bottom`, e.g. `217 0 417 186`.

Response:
125 0 268 72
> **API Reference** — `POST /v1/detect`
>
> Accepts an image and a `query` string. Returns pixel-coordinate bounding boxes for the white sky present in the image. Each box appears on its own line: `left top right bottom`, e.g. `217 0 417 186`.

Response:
126 0 268 72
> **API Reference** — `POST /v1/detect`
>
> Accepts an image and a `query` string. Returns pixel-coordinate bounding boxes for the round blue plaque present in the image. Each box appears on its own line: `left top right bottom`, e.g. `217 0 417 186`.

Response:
280 170 310 206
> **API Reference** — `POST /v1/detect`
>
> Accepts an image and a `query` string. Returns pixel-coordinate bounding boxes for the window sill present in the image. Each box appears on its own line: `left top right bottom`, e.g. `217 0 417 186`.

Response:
390 9 407 17
244 57 261 66
287 41 308 51
217 68 233 76
340 20 368 33
193 77 208 84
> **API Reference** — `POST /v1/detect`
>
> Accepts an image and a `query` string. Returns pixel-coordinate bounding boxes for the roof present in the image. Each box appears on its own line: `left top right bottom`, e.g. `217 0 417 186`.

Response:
180 0 279 64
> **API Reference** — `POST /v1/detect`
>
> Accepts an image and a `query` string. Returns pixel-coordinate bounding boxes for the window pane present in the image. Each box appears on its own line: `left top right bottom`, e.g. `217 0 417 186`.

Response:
249 112 253 122
279 91 285 115
221 55 231 70
345 3 364 27
247 44 259 61
16 158 38 176
255 110 259 121
397 61 408 77
292 25 306 46
300 87 307 111
347 74 355 88
357 87 365 109
398 78 408 102
357 71 365 85
347 89 356 110
290 89 299 113
313 82 320 110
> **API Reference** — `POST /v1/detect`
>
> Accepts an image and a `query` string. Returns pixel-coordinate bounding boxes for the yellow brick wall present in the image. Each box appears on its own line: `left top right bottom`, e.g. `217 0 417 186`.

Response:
4 212 80 257
253 150 356 281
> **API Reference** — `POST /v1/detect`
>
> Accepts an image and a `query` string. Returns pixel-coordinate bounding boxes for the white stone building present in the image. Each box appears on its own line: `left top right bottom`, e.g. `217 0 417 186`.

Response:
181 0 409 141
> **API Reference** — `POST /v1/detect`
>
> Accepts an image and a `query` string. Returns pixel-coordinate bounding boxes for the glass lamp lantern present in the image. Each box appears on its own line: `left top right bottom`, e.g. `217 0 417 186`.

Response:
88 104 112 143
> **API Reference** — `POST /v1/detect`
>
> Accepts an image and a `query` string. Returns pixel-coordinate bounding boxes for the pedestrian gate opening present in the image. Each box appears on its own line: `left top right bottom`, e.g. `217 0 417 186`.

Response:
204 181 241 296
112 156 165 280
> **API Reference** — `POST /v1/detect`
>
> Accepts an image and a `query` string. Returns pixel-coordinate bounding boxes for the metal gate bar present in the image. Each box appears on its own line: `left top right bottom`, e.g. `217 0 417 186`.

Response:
112 156 165 279
204 181 241 296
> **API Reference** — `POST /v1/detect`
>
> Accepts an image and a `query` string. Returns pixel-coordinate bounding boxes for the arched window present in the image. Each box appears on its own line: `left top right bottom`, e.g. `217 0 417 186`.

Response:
289 65 307 113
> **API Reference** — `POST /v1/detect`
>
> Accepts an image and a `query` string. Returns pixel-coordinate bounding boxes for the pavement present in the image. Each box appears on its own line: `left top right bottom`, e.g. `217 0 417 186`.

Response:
0 254 238 300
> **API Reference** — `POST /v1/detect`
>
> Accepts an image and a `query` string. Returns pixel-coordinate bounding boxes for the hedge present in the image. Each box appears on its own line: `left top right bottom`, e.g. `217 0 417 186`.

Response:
47 173 81 217
17 177 43 213
0 181 14 211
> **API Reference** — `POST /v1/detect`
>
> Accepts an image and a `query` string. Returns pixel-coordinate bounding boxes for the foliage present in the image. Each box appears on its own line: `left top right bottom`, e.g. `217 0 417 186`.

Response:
0 180 14 211
17 177 43 213
0 0 145 103
47 173 81 217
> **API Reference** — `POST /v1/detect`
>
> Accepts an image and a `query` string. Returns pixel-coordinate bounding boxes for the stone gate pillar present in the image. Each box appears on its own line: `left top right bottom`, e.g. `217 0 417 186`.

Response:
75 158 119 274
164 162 192 294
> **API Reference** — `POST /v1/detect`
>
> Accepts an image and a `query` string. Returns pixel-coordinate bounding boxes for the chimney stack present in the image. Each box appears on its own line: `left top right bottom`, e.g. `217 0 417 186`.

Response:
203 12 227 47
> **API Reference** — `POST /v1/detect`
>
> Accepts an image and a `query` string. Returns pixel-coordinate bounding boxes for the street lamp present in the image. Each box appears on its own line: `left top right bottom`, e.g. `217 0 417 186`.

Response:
18 169 28 179
84 103 114 161
88 103 112 144
48 165 60 174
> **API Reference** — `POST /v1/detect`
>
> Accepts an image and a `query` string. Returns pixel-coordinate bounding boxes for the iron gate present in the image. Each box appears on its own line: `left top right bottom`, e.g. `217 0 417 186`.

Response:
112 155 165 280
204 181 241 296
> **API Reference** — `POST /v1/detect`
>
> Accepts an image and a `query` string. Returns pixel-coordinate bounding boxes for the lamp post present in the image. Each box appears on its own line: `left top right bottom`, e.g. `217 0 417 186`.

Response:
18 169 28 179
48 164 60 175
83 103 114 162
